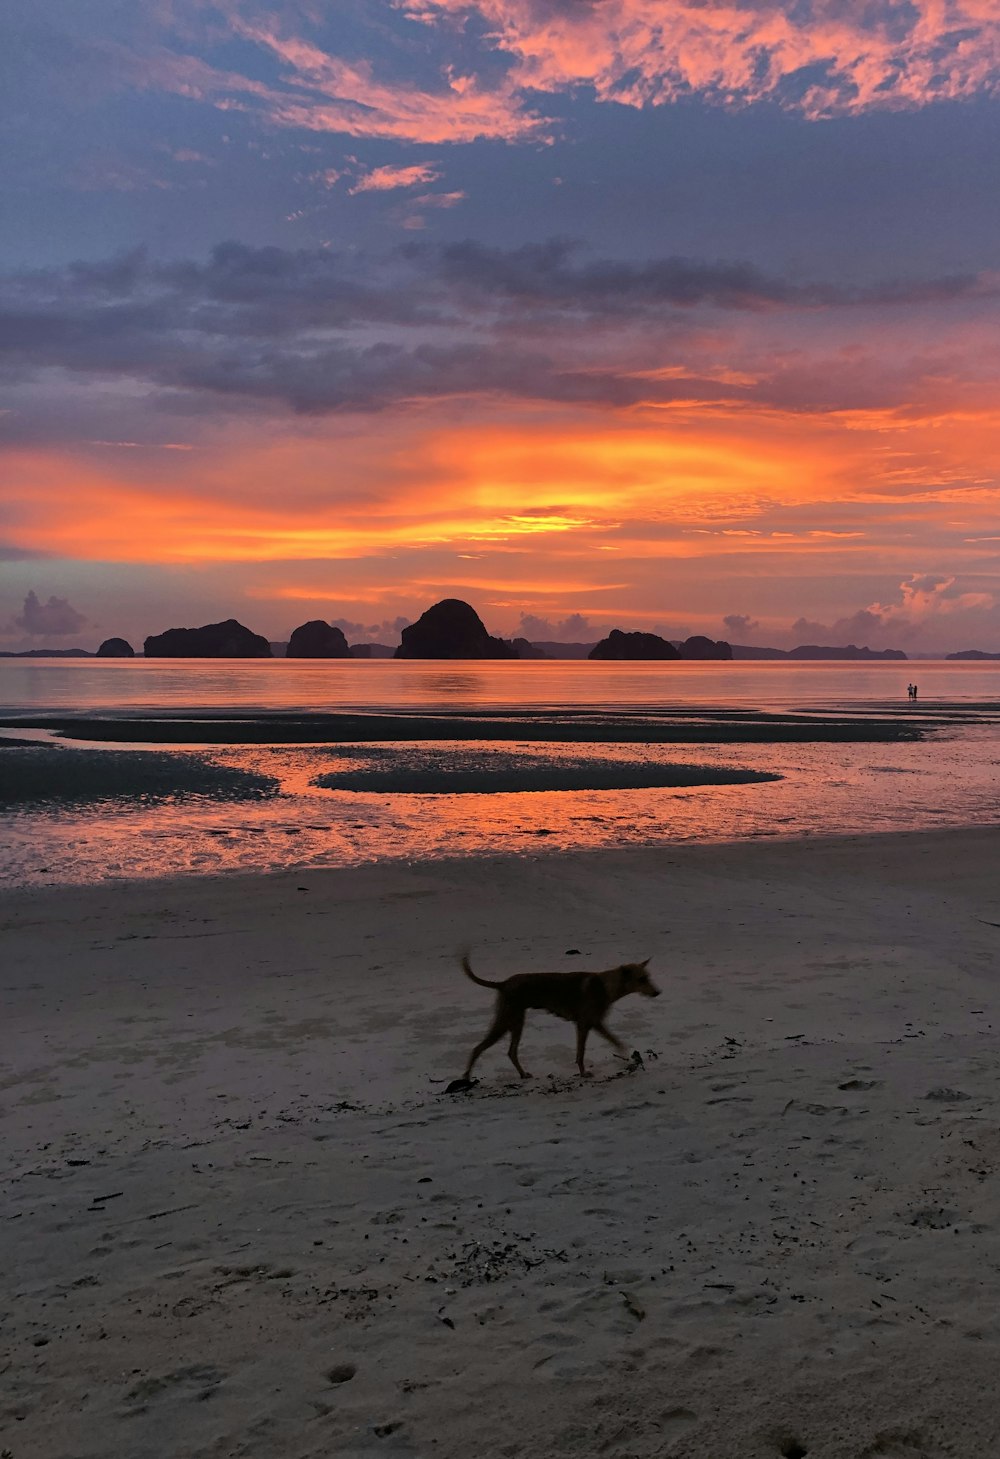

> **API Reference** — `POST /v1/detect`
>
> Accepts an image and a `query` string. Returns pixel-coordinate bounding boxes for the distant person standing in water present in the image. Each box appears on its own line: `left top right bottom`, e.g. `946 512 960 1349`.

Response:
907 683 914 699
912 683 918 700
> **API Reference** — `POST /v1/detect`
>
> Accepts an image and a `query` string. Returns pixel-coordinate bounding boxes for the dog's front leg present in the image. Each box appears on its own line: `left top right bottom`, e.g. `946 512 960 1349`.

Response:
464 1008 509 1079
575 1022 593 1077
594 1021 625 1055
507 1010 531 1079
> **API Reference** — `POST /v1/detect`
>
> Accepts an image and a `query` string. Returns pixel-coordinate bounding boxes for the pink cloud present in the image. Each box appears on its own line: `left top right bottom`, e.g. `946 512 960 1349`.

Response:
168 148 214 164
411 189 465 206
401 1 1000 119
400 189 467 227
131 2 1000 153
349 162 442 193
144 22 546 144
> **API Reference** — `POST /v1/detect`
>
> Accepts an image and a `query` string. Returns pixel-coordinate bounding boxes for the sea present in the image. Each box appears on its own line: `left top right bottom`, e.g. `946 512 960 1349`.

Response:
1 658 998 888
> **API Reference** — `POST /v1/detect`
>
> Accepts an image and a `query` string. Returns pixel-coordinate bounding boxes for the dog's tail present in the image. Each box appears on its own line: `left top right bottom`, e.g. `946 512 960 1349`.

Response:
461 953 502 989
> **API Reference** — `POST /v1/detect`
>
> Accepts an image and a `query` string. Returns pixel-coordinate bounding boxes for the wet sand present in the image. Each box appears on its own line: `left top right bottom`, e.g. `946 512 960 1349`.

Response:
2 706 927 743
4 829 1000 1457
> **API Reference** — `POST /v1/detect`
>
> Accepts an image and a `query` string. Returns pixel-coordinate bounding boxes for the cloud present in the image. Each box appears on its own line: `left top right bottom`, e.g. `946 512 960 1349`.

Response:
3 415 1000 662
401 0 1000 120
517 611 600 641
1 240 995 425
893 573 995 621
163 148 215 166
120 2 1000 155
349 163 442 193
411 191 465 208
723 612 758 635
401 190 466 227
791 576 999 647
870 574 997 635
791 609 885 645
13 589 87 637
140 24 546 145
433 239 996 313
330 615 411 642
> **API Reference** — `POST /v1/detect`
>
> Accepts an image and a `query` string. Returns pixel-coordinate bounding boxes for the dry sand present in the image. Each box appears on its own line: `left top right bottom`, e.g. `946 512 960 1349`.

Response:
3 829 1000 1458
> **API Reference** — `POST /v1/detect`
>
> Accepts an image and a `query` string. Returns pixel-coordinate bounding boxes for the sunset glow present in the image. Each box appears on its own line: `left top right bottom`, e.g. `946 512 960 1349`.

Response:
3 1 1000 651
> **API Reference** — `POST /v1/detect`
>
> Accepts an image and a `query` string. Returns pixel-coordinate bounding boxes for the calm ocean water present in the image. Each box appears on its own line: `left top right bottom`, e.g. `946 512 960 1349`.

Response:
1 658 998 887
2 655 999 715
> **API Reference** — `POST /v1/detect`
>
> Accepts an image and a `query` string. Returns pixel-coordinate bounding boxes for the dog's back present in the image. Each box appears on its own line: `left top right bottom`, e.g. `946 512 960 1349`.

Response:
499 970 611 1022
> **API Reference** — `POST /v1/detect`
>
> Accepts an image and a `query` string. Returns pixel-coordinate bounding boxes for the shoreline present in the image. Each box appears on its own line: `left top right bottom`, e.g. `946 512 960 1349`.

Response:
5 828 1000 1455
5 800 1000 894
3 818 1000 903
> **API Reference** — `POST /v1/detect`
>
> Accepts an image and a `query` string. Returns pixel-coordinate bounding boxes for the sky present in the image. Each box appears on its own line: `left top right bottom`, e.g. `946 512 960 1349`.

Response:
3 0 1000 652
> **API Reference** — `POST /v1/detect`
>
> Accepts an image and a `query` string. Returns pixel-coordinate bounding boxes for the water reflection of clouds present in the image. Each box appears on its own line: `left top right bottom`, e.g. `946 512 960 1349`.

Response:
4 659 1000 717
3 728 1000 889
412 671 484 700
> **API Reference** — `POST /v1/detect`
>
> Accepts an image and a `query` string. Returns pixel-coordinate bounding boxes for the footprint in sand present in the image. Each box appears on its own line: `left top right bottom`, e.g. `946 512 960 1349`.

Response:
908 1206 959 1230
122 1364 226 1413
860 1429 927 1457
659 1405 697 1438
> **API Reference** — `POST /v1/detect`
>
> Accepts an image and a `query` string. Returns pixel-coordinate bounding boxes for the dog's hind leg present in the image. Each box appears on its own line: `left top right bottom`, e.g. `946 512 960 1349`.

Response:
507 1010 531 1079
464 1009 511 1079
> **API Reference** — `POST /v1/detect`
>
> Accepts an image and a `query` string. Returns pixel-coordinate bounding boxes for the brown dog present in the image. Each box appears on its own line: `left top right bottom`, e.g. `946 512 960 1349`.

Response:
461 954 659 1079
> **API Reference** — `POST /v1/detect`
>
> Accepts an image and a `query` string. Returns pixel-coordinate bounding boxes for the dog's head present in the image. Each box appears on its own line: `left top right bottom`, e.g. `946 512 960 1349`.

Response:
622 959 660 998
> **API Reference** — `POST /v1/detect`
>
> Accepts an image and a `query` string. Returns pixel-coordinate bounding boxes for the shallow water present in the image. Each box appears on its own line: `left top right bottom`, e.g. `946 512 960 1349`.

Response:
2 659 999 888
2 655 999 716
1 723 998 888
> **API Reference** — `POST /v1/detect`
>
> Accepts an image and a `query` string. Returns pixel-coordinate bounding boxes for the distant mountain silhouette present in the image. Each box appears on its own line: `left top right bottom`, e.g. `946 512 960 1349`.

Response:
512 637 549 658
96 637 134 657
787 644 906 660
527 641 597 659
730 644 790 659
680 635 733 660
732 643 908 660
395 599 516 659
589 629 681 660
587 630 732 660
947 649 1000 660
0 648 93 658
286 621 350 658
144 619 272 658
350 643 395 658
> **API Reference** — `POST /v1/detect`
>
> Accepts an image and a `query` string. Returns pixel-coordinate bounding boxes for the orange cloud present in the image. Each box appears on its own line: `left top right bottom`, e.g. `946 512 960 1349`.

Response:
407 576 629 594
7 396 999 590
7 395 998 649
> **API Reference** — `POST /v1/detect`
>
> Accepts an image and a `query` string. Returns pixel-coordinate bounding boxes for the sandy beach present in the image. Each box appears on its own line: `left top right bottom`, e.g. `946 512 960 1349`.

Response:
4 829 1000 1457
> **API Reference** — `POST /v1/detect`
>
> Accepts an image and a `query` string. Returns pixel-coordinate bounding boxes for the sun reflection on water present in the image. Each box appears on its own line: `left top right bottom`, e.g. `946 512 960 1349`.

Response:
1 727 998 888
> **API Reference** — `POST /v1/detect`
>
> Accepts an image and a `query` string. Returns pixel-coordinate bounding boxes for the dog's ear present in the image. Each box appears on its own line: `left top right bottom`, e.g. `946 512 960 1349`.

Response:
640 957 651 969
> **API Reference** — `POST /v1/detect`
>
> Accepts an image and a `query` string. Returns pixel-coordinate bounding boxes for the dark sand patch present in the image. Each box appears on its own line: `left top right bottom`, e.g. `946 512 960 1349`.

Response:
312 748 778 795
1 708 927 745
0 745 278 809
